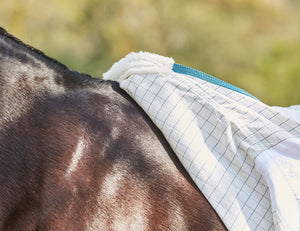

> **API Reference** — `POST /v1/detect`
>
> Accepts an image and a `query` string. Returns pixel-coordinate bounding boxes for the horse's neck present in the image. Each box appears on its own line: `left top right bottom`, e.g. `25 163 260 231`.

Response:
0 31 68 128
0 33 64 89
0 28 111 131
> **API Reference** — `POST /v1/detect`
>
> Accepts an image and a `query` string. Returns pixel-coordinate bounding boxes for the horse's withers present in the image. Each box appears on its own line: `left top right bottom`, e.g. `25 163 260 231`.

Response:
0 28 226 230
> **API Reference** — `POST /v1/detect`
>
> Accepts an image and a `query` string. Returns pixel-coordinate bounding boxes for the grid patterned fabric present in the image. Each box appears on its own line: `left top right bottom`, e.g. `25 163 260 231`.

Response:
104 52 300 231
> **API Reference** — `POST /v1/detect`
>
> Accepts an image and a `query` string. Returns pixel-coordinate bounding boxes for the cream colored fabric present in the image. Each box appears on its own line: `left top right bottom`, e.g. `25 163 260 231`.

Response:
104 52 300 231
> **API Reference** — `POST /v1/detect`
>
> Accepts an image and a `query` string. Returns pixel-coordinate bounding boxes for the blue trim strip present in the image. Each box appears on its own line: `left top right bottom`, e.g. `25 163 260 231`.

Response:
172 63 258 100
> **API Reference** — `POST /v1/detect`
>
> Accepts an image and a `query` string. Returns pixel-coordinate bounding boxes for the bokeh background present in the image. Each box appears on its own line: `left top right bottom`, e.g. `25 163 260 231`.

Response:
1 0 299 106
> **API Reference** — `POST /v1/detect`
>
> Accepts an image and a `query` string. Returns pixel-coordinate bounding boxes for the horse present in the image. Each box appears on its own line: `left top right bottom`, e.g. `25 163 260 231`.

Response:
0 27 226 231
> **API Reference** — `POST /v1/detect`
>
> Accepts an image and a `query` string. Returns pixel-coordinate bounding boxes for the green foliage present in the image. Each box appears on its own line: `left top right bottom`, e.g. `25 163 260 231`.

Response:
1 0 299 105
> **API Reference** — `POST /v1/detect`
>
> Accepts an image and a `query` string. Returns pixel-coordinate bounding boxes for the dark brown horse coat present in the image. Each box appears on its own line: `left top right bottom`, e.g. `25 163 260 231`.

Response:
0 28 226 231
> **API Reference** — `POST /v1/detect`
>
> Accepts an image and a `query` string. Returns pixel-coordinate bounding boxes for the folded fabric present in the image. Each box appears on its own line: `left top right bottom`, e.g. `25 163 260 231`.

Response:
104 52 300 231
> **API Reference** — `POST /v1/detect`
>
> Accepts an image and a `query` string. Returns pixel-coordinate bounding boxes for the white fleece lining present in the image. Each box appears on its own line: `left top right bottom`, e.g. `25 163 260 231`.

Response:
103 51 174 82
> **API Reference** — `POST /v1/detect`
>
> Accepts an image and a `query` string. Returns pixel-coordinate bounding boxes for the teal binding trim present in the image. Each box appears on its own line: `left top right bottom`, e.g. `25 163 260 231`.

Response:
172 63 259 100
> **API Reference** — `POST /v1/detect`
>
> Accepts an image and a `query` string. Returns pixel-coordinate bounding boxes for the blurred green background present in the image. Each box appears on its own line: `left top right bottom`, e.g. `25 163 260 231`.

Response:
1 0 299 106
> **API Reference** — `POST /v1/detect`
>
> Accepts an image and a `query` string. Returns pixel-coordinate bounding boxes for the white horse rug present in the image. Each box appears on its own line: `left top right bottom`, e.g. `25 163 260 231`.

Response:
104 52 300 231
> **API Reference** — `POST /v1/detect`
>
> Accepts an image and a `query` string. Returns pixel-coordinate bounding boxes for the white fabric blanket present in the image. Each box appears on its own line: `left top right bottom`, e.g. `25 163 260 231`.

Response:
104 52 300 231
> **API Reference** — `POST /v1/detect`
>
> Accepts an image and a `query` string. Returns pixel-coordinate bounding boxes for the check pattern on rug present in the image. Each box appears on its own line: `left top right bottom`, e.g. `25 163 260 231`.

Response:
104 52 300 231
